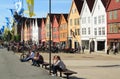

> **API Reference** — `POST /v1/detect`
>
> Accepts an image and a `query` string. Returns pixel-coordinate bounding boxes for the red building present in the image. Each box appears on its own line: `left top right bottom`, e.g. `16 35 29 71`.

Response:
52 14 61 46
107 0 120 48
40 18 46 45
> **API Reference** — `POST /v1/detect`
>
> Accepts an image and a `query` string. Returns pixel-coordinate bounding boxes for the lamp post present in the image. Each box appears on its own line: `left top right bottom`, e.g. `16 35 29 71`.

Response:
49 0 52 75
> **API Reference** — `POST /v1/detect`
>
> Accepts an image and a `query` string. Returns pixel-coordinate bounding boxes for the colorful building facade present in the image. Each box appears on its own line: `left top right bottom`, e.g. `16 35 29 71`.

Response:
107 0 120 50
68 0 84 49
59 14 68 49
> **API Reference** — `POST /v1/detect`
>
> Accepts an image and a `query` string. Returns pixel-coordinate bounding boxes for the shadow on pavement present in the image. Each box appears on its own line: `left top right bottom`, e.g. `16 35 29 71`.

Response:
62 76 86 79
95 65 120 68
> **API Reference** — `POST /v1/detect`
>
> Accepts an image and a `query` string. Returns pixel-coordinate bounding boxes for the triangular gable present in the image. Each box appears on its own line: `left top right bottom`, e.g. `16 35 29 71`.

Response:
68 0 84 19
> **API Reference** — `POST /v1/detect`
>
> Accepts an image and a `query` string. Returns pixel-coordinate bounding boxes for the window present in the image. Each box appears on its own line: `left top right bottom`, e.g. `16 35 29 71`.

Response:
98 16 101 24
78 29 80 35
102 15 105 23
102 27 105 35
113 11 117 19
98 27 101 35
94 17 97 25
109 12 112 20
75 29 77 35
94 28 97 35
74 19 76 25
88 27 90 35
77 18 80 25
114 23 118 33
109 23 118 33
82 28 86 35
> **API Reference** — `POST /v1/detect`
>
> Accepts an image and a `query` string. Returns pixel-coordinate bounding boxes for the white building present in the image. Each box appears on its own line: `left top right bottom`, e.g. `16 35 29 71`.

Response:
32 19 39 44
80 0 95 50
80 0 107 52
91 0 107 52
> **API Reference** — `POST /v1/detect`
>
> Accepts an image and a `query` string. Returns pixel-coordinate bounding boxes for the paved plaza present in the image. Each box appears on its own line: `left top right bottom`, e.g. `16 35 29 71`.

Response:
0 48 120 79
41 51 120 79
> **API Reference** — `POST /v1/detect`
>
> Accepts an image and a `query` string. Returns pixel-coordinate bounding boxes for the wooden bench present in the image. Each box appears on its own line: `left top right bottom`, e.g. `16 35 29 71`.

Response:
59 69 77 79
42 62 50 69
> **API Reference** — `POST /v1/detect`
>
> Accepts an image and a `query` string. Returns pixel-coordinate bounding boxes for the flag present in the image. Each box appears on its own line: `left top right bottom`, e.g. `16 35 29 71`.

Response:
26 0 35 17
9 9 15 16
5 17 13 30
14 0 24 15
5 17 10 23
1 26 5 33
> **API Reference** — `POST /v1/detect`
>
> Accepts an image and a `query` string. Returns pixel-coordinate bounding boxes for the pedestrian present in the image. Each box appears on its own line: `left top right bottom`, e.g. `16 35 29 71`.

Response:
82 46 85 53
51 55 66 76
113 44 117 55
107 46 111 55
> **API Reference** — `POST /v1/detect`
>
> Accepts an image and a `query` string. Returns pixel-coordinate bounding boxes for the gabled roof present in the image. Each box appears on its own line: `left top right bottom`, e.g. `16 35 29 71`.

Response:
86 0 95 12
63 14 68 22
106 0 111 10
37 18 42 27
54 14 61 23
74 0 84 14
47 13 61 23
42 18 46 24
101 0 109 8
47 13 55 23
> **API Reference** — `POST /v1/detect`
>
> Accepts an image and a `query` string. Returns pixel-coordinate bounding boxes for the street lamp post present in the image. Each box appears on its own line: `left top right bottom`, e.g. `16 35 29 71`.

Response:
49 0 52 75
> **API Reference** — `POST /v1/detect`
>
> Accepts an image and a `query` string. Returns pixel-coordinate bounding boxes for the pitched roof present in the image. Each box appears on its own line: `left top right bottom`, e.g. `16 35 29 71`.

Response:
48 13 55 23
101 0 109 8
74 0 84 14
42 18 46 24
37 18 42 27
48 13 61 23
63 14 68 22
86 0 95 12
54 14 61 23
106 0 111 10
62 14 68 22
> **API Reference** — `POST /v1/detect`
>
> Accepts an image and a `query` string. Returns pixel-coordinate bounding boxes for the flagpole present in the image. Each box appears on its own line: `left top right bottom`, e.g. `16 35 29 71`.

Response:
49 0 52 75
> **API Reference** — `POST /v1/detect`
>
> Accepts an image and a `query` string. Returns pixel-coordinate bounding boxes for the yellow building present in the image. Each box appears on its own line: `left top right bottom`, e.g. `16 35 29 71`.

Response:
68 0 84 49
45 14 54 44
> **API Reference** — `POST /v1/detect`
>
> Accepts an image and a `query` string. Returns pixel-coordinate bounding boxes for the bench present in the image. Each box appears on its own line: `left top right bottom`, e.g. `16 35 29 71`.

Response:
42 62 50 69
41 62 77 79
59 69 77 79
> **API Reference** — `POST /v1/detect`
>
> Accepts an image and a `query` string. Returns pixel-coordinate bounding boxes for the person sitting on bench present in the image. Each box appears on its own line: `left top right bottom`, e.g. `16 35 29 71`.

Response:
21 50 35 62
52 55 66 76
32 52 44 67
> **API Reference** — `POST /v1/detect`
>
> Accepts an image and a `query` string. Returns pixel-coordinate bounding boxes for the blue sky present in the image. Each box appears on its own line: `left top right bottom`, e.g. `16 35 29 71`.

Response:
0 0 72 28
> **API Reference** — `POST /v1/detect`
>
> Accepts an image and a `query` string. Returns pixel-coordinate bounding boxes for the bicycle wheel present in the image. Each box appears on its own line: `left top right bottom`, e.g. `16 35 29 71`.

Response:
20 53 27 60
